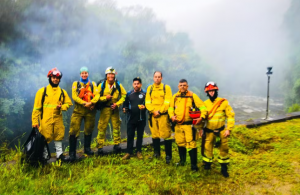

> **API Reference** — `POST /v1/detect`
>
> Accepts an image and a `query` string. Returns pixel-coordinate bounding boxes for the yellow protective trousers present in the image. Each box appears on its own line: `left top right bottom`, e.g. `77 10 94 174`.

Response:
69 104 97 137
40 112 65 143
202 131 230 164
174 124 198 150
149 114 172 139
96 107 121 148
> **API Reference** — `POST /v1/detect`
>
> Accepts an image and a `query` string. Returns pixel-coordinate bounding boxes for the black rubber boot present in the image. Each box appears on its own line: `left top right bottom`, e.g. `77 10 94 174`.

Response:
58 154 69 163
113 144 121 154
203 161 212 170
149 138 161 159
221 163 229 178
164 140 172 164
84 134 94 156
176 147 186 166
98 148 104 156
69 135 77 163
189 148 199 171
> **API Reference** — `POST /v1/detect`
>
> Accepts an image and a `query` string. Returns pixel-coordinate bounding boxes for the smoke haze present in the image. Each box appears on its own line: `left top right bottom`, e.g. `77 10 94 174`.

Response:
117 0 291 96
0 0 294 145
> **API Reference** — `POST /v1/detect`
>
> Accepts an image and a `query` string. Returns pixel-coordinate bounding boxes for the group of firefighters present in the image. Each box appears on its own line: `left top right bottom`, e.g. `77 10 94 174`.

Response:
32 66 235 178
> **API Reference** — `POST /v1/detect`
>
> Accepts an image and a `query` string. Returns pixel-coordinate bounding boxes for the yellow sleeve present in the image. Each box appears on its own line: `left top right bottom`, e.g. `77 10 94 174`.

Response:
90 81 100 102
32 88 44 126
91 83 102 104
61 89 73 111
193 93 208 119
225 101 235 131
168 94 176 118
145 85 155 113
72 81 86 105
160 85 172 113
115 84 127 107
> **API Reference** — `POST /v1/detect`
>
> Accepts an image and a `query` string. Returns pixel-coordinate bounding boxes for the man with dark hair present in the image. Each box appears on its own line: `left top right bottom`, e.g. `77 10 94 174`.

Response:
179 79 187 83
122 77 147 160
168 79 207 171
32 67 73 162
145 71 173 164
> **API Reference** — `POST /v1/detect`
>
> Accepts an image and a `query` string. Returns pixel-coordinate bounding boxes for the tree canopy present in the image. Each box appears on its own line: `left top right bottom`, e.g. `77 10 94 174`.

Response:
0 0 209 144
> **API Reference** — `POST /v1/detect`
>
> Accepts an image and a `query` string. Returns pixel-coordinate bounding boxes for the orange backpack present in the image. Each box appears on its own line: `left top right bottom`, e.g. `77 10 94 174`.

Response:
78 81 94 102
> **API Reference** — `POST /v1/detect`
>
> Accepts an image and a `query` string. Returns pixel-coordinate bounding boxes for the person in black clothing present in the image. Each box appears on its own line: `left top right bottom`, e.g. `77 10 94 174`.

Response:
122 77 147 160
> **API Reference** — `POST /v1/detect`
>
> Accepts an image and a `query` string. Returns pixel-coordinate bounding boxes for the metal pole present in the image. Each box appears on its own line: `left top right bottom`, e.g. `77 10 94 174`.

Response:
266 75 270 119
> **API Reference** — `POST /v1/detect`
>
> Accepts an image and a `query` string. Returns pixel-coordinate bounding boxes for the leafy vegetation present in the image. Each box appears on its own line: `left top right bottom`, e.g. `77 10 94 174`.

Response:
0 0 209 145
288 104 300 113
284 0 300 112
1 119 300 194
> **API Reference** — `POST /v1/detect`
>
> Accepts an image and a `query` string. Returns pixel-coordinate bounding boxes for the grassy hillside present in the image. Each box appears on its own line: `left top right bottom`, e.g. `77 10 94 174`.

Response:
1 119 300 194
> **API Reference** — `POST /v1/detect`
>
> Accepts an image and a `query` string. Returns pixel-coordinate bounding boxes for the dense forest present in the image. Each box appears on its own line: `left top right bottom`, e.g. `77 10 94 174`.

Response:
284 0 300 112
0 0 210 145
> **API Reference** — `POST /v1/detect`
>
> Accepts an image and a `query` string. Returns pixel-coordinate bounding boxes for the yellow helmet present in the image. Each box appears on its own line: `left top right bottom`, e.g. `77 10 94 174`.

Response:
105 67 116 74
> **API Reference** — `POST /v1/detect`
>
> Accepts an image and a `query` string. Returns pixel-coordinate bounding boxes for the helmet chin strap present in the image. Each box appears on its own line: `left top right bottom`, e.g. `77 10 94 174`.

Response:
49 77 59 87
207 91 218 102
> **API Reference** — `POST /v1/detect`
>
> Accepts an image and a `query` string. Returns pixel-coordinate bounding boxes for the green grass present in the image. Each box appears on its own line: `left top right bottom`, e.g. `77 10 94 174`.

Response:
1 119 300 194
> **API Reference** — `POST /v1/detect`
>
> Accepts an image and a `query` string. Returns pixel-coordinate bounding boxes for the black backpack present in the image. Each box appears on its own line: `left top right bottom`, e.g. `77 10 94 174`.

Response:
22 128 50 166
95 79 121 110
149 84 166 97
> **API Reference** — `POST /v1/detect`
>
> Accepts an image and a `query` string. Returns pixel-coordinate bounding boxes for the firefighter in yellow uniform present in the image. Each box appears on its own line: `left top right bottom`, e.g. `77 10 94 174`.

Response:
168 79 207 171
68 67 99 162
200 81 235 177
145 71 173 164
91 67 127 155
32 68 73 161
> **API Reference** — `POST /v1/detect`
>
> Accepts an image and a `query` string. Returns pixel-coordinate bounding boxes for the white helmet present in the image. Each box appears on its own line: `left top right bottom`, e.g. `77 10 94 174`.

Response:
105 67 116 74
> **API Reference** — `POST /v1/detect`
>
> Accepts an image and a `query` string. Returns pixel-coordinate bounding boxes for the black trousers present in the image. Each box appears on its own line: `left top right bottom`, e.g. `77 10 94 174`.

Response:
127 120 146 154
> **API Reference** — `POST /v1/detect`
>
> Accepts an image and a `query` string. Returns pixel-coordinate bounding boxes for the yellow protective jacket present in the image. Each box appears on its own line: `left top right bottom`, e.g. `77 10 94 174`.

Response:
203 97 235 131
145 83 172 114
91 81 126 107
32 84 73 126
72 81 99 109
168 91 207 121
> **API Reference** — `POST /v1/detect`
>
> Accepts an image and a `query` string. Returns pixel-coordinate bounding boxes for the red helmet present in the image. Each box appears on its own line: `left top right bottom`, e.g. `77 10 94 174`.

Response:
204 81 218 92
189 110 201 125
47 67 62 78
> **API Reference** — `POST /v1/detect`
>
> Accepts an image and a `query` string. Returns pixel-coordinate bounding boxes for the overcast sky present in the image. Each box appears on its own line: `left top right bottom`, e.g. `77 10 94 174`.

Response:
116 0 291 95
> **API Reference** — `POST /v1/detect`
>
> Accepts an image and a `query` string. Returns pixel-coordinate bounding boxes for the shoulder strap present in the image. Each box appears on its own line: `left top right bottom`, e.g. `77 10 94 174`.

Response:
41 87 47 120
76 81 81 95
116 80 121 98
109 81 120 97
149 85 154 97
60 88 65 103
208 98 226 120
100 80 106 96
190 92 196 108
91 81 94 93
163 84 167 100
